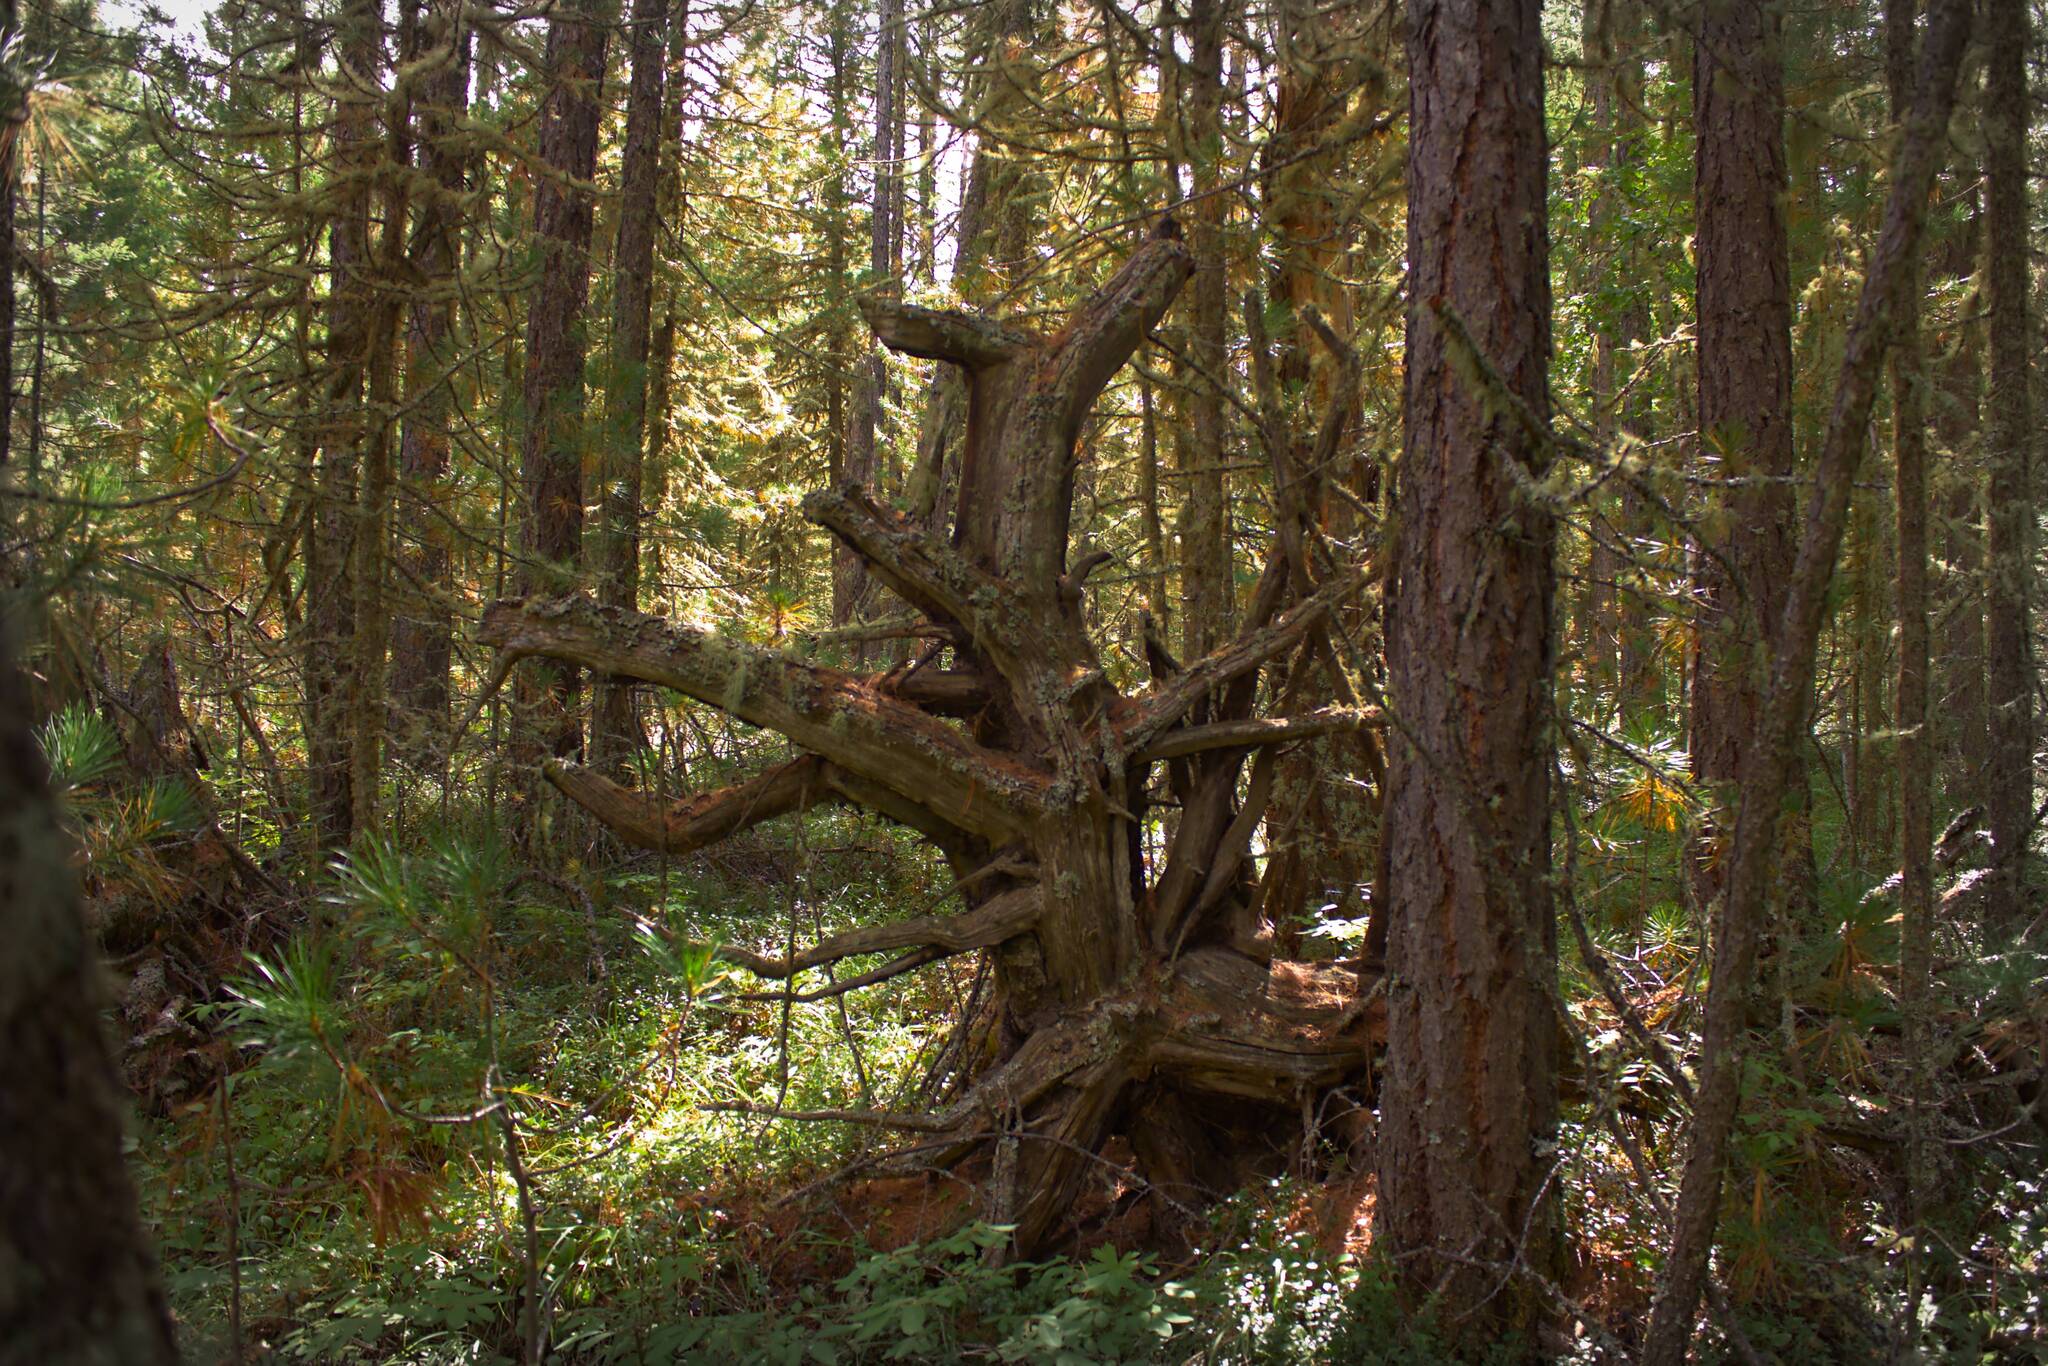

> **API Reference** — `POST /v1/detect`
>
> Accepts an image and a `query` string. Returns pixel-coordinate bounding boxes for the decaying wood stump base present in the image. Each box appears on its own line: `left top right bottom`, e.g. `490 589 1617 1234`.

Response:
480 228 1389 1252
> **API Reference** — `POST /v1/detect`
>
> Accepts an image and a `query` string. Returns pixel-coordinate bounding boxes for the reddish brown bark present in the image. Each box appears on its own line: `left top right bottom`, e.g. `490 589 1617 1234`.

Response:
1981 0 2033 928
1687 0 1800 913
1375 0 1560 1339
1172 0 1233 661
514 0 610 781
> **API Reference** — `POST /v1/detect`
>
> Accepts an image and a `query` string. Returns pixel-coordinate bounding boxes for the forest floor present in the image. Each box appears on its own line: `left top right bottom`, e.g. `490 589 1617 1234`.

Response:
90 763 2044 1364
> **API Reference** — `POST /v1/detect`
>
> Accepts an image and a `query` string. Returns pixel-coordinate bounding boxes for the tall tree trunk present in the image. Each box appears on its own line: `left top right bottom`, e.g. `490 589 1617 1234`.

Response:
0 626 182 1365
901 0 1037 533
591 0 671 776
348 3 418 835
1980 0 2033 928
390 0 471 753
304 0 381 851
514 0 610 792
1687 0 1801 916
1936 187 1986 800
834 0 903 634
1376 0 1559 1341
0 107 14 482
1639 5 1971 1355
1173 0 1232 660
1254 0 1381 948
1884 0 1933 1271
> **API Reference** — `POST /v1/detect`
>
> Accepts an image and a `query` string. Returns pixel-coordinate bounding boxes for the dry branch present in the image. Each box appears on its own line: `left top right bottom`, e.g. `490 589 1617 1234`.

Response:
713 887 1041 980
1122 567 1368 753
478 595 1048 840
542 755 835 853
1137 705 1383 762
859 299 1035 369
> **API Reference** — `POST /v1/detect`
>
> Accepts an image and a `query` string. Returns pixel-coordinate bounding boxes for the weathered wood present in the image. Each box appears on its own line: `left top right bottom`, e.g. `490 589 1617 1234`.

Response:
859 298 1035 369
712 887 1041 980
482 236 1387 1256
478 596 1047 841
1121 569 1365 755
1148 949 1385 1100
1137 706 1382 762
541 755 837 854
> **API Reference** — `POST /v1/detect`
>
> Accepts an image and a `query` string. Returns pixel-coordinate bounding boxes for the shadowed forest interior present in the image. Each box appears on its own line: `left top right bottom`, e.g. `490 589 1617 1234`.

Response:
0 0 2044 1360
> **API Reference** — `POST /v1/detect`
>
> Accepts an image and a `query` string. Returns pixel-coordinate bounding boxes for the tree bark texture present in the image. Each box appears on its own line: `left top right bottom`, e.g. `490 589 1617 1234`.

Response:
481 233 1388 1254
1172 0 1233 660
391 0 472 748
1375 0 1560 1340
1687 0 1802 915
0 627 181 1365
833 0 902 635
515 0 609 779
590 0 670 777
304 0 381 850
1885 0 1933 1234
1980 0 2033 928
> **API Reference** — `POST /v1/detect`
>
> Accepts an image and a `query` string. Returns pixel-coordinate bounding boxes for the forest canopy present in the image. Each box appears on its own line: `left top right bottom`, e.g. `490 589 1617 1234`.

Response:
0 0 2043 1361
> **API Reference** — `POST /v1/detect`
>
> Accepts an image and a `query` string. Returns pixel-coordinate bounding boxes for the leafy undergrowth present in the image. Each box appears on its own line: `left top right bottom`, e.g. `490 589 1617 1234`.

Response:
120 776 2048 1363
129 807 1474 1364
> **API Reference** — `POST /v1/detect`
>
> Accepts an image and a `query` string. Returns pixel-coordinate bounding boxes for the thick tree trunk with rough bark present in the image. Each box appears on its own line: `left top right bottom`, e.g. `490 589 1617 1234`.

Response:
515 0 609 786
0 629 182 1365
1687 0 1802 915
1980 0 2033 929
1374 0 1560 1341
481 232 1386 1252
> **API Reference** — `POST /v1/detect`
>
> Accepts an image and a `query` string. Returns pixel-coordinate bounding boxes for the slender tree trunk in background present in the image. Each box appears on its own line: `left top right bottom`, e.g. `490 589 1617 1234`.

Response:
1884 0 1933 1269
305 0 380 851
641 6 686 569
1604 3 1655 721
0 121 14 480
390 2 472 752
1936 188 1986 800
591 0 670 777
1376 0 1559 1340
833 0 902 633
1980 0 2032 929
825 7 849 496
1254 0 1384 947
0 629 181 1366
1581 0 1622 710
1173 0 1232 661
348 7 418 836
515 0 609 791
1640 7 1971 1356
902 0 1036 533
1687 0 1801 915
1137 366 1169 624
